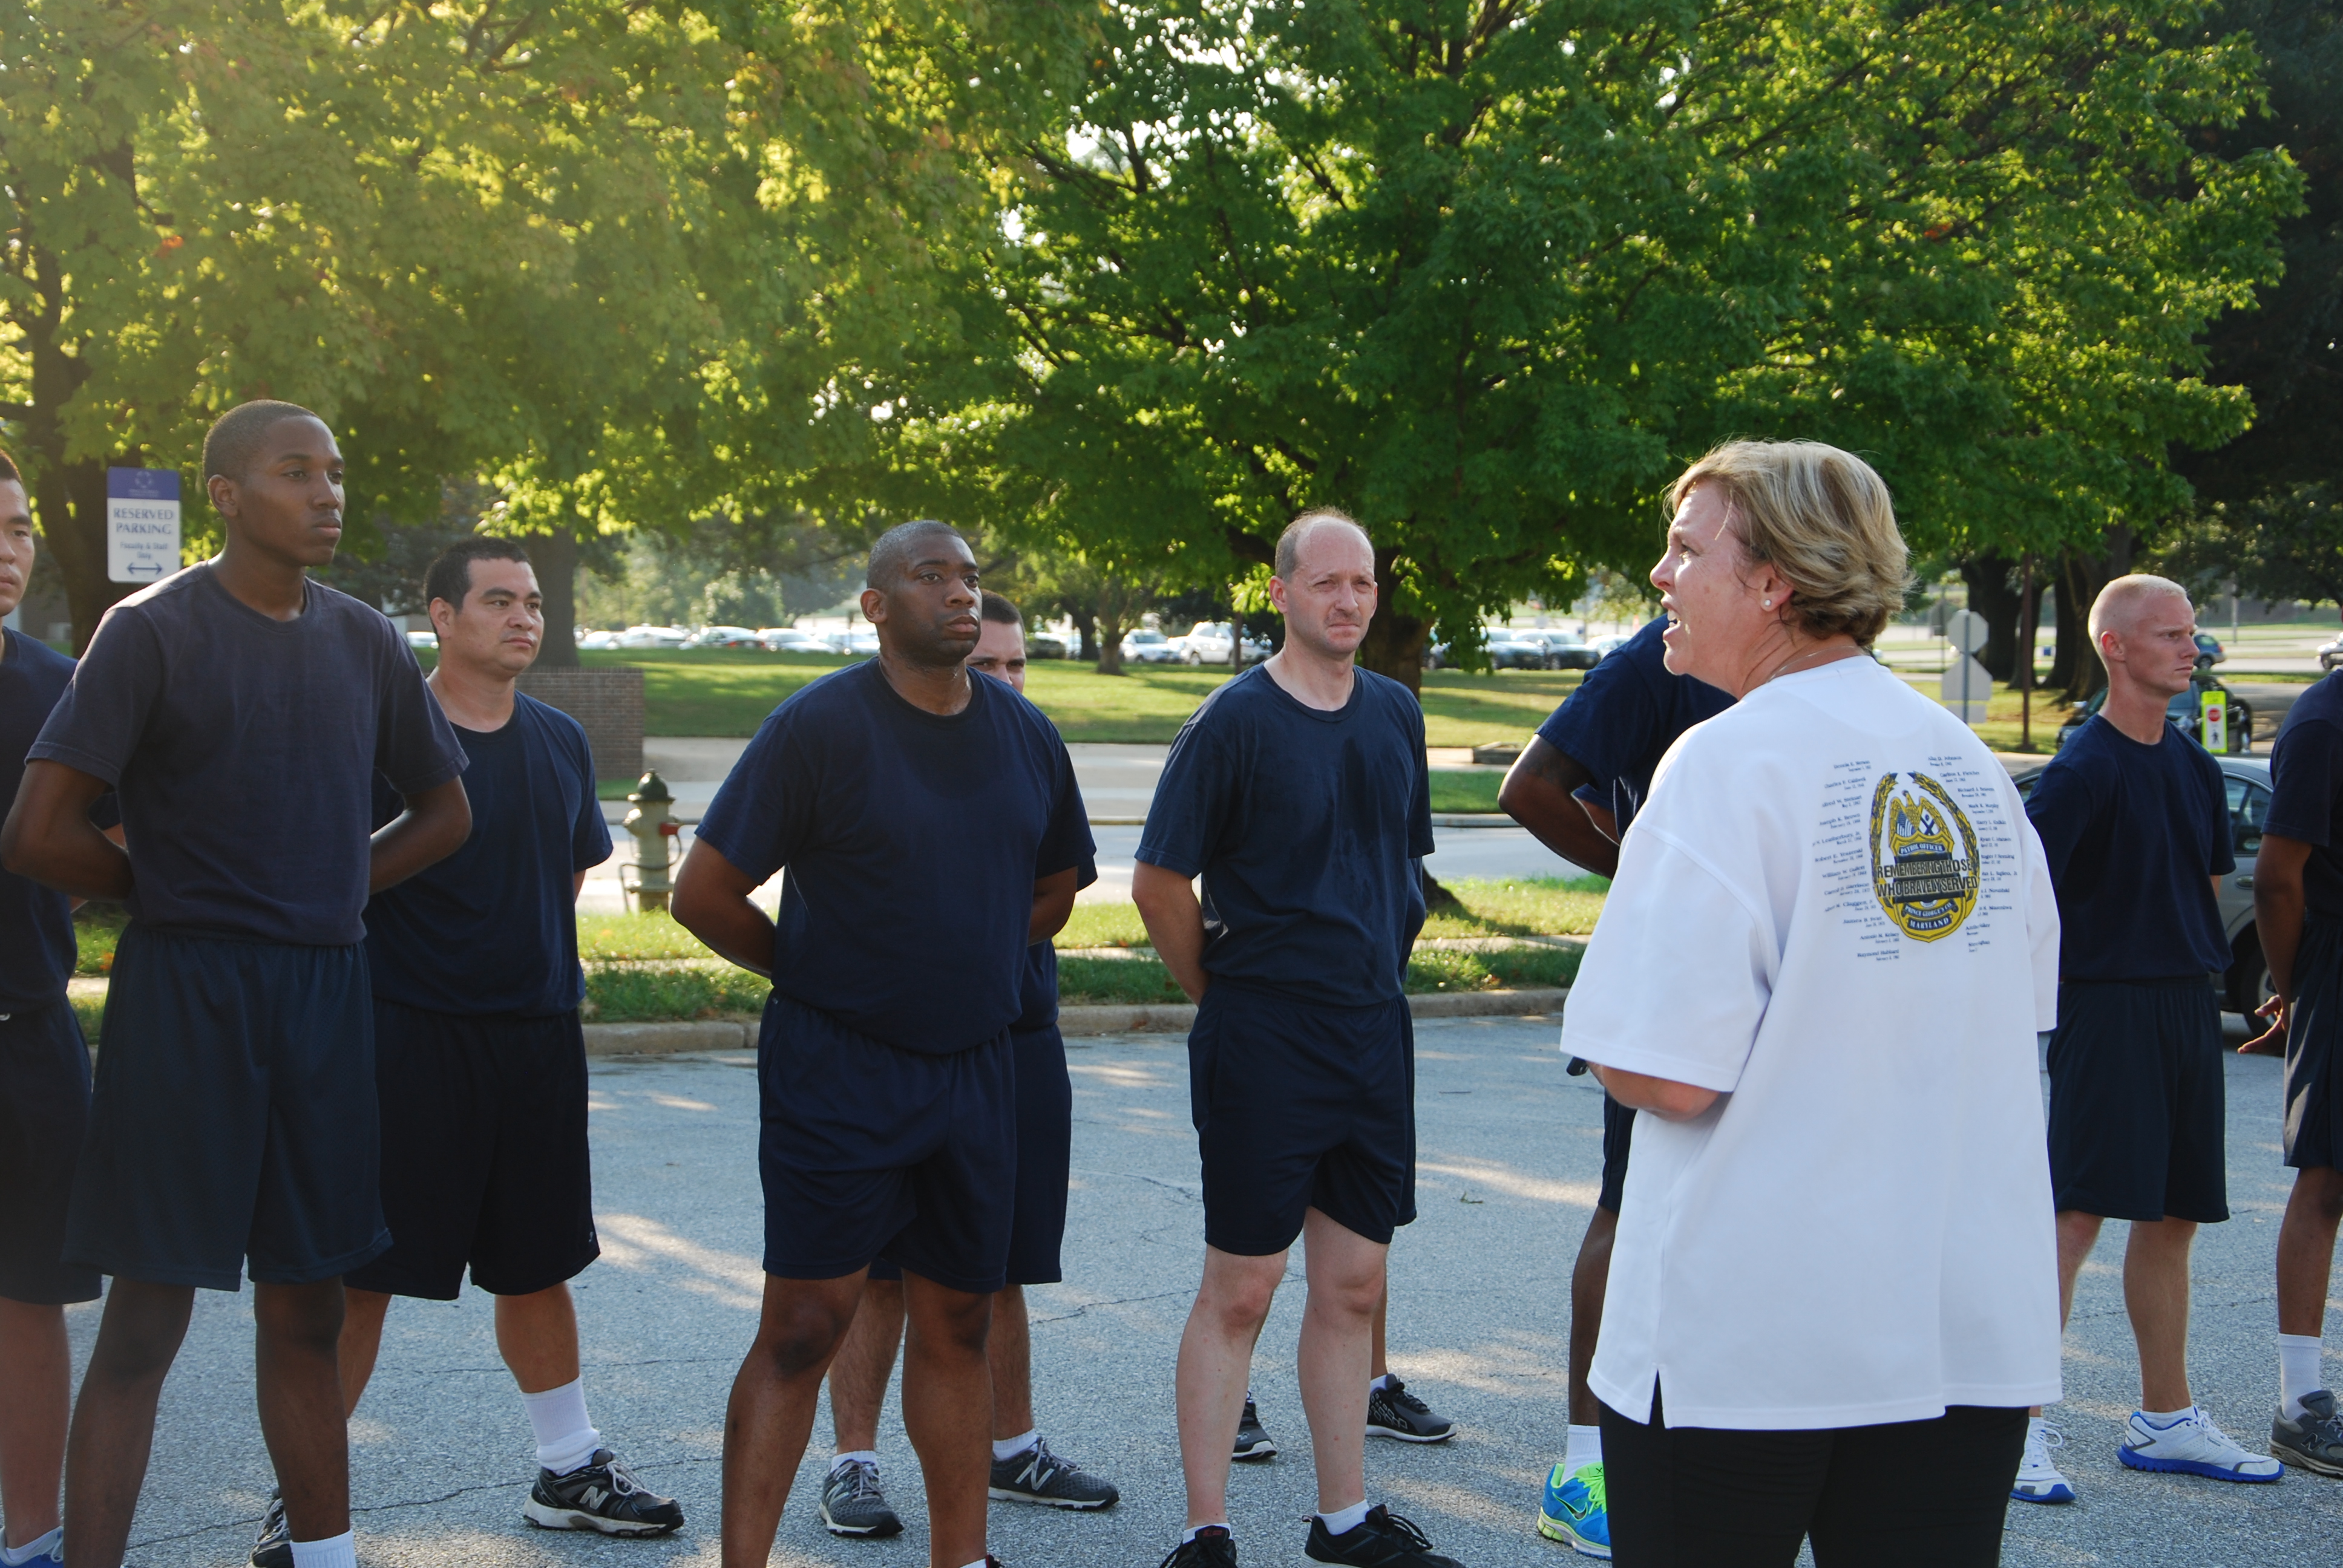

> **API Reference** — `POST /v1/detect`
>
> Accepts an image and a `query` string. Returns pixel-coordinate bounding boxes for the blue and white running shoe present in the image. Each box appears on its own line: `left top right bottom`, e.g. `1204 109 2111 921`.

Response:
1538 1459 1611 1558
2119 1406 2283 1482
2011 1419 2076 1503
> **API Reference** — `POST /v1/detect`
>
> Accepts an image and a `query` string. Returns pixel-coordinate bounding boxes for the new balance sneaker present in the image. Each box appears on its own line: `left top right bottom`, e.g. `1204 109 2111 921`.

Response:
1365 1379 1455 1443
2011 1419 2076 1504
819 1458 904 1537
2272 1390 2343 1477
2118 1406 2283 1482
1159 1526 1239 1567
1304 1506 1463 1567
522 1448 686 1534
989 1436 1120 1509
1538 1458 1610 1557
1233 1399 1277 1462
250 1489 291 1568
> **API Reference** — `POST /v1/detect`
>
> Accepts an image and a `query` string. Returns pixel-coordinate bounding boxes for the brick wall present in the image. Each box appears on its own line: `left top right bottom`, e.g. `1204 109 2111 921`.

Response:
516 668 644 786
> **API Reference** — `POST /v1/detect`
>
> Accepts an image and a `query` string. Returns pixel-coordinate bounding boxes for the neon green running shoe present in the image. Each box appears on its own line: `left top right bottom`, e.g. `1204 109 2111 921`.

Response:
1537 1458 1610 1558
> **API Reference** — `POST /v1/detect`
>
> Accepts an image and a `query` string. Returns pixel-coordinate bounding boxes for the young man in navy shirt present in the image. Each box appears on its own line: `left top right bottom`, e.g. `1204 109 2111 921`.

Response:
1135 511 1460 1568
673 523 1090 1568
0 402 473 1568
1498 614 1731 1558
0 448 100 1568
816 591 1116 1539
2023 573 2279 1495
240 538 678 1567
2240 637 2343 1475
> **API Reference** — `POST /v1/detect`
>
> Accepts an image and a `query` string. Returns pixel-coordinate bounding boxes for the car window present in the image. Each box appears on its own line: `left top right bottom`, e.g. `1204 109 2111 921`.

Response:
2227 777 2269 856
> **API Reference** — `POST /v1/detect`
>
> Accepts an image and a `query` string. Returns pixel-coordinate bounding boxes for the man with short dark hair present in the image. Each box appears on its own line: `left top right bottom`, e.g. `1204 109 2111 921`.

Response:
2024 573 2279 1496
0 402 473 1568
1136 510 1460 1568
241 536 678 1566
1496 614 1731 1558
0 448 99 1568
816 588 1118 1539
675 523 1090 1568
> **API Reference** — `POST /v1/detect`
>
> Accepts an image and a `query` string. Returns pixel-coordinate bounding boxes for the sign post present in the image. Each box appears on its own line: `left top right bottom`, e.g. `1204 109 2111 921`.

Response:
105 468 182 584
1940 609 1991 724
2200 687 2228 754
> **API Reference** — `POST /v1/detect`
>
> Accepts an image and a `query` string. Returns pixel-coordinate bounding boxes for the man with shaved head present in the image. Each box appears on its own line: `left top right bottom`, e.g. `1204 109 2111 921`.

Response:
2019 572 2279 1499
673 521 1091 1568
1135 510 1460 1567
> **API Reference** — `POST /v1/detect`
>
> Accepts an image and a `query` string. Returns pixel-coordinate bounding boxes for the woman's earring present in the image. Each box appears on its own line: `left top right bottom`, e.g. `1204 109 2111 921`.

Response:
1762 598 1772 609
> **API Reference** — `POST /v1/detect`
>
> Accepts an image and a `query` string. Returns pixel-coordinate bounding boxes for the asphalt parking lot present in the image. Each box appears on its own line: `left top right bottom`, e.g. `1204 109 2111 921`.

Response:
78 1018 2343 1568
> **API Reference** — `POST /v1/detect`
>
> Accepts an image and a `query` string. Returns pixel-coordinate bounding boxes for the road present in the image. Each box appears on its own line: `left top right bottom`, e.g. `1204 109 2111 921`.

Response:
87 1021 2341 1568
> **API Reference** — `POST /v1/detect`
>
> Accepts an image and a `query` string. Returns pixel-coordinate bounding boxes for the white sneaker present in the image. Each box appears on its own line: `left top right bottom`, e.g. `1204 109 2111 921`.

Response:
2011 1418 2076 1503
2119 1406 2284 1483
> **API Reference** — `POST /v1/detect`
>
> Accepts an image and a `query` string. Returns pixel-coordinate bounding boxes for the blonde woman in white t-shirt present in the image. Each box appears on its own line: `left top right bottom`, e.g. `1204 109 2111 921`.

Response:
1562 440 2063 1567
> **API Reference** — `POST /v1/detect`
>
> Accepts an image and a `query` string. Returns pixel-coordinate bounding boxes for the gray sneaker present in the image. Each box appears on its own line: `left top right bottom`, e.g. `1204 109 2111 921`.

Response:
249 1489 290 1568
2273 1389 2343 1477
819 1459 903 1538
988 1436 1119 1509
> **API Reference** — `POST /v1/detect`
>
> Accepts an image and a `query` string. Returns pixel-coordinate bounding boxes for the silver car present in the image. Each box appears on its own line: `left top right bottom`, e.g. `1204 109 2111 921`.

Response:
2013 756 2274 1014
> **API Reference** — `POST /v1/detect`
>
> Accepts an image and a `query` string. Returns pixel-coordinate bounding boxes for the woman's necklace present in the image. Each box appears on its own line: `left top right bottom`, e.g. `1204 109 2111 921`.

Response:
1762 639 1860 686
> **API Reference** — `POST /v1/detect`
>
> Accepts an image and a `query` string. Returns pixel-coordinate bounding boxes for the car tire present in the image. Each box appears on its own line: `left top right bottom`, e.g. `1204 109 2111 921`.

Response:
2229 927 2276 1017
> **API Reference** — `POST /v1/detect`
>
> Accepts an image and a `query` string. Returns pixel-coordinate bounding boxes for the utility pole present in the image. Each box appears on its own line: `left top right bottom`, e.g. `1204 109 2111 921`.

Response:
2019 555 2035 751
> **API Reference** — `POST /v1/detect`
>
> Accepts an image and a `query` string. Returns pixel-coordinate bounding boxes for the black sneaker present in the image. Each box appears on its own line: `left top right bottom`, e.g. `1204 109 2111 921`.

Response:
522 1448 684 1535
250 1489 290 1568
1233 1399 1277 1462
2273 1389 2343 1476
819 1457 904 1537
1159 1525 1238 1567
1304 1506 1463 1567
1365 1379 1455 1443
989 1436 1119 1509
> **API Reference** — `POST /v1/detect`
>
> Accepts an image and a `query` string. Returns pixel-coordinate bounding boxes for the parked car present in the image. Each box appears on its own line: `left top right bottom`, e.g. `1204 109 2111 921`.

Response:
1119 627 1182 665
834 627 881 656
575 628 620 651
1512 630 1601 670
757 627 833 653
1179 622 1243 664
2055 675 2253 756
1026 631 1070 660
1482 632 1555 670
404 629 437 651
2194 632 2225 668
617 624 692 648
2319 633 2343 671
687 626 762 649
1588 633 1634 661
2013 757 2272 1013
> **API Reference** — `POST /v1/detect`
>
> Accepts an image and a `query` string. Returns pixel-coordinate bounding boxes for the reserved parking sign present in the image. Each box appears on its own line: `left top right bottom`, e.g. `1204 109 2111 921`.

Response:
106 468 182 583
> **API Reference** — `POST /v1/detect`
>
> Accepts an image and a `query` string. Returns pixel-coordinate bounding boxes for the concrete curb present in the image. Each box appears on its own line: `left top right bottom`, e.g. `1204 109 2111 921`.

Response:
1052 986 1569 1038
583 1020 752 1056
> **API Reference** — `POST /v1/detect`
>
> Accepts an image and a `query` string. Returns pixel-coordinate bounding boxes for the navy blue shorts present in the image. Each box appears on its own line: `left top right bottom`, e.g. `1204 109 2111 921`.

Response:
1598 1093 1635 1215
2283 918 2343 1171
758 993 1016 1295
65 927 387 1290
2045 976 2227 1224
1188 982 1416 1256
0 1000 102 1305
868 1022 1071 1290
345 1001 599 1300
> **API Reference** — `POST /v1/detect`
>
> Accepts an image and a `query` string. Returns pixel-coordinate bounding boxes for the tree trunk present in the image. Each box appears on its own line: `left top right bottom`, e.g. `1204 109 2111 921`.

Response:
33 458 124 653
2053 528 2132 703
1959 554 2020 682
1093 583 1131 675
1065 603 1097 662
1354 549 1429 695
532 525 581 668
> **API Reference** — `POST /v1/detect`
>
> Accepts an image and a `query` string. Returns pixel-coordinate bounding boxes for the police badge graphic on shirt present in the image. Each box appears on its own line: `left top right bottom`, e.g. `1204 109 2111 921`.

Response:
1868 772 1981 941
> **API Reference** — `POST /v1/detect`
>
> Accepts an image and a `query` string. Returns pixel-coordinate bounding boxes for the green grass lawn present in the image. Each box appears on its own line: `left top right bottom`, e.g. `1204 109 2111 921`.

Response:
1426 772 1504 812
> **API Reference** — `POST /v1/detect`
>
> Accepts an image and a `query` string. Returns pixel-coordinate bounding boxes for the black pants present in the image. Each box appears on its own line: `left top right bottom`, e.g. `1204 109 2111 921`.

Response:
1601 1388 2027 1567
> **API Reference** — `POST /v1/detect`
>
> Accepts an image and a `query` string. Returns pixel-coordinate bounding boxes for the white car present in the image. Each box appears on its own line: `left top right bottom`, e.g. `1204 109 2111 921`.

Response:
575 629 620 651
1178 622 1272 664
834 628 880 656
617 624 691 648
687 626 762 648
1120 628 1182 664
758 627 832 653
404 629 437 651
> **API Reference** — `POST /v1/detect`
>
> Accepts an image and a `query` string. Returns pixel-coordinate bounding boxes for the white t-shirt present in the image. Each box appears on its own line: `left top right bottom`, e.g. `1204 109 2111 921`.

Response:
1564 655 2063 1431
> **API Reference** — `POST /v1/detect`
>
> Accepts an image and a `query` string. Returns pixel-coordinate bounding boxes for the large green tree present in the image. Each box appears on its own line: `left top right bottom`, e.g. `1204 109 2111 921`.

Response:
856 0 2295 685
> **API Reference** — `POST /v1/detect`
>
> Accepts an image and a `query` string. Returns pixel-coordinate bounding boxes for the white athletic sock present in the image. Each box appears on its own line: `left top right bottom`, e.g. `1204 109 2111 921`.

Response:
1182 1523 1230 1544
2281 1333 2324 1420
1369 1373 1394 1393
2139 1406 2195 1428
1 1528 62 1566
831 1449 879 1474
520 1378 601 1475
991 1428 1039 1462
957 1560 989 1568
288 1532 356 1568
1562 1423 1602 1474
1317 1500 1371 1536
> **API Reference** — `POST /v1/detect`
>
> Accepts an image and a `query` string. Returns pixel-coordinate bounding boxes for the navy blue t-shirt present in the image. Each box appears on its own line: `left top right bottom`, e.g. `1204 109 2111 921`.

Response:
365 694 612 1017
1138 664 1434 1007
695 659 1093 1054
1 630 83 1008
28 564 466 946
2264 671 2343 923
1536 618 1732 834
2025 714 2233 979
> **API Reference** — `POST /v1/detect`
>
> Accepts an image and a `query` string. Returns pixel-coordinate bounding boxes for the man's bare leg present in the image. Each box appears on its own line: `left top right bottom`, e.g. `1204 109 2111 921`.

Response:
62 1280 195 1568
1368 1287 1386 1382
1568 1206 1619 1427
335 1289 393 1415
2278 1168 2343 1337
254 1279 353 1545
719 1272 866 1567
830 1279 906 1455
990 1285 1034 1440
1295 1209 1388 1515
1177 1246 1285 1530
0 1299 72 1550
494 1284 583 1396
898 1273 994 1567
2028 1209 2107 1419
2126 1218 2198 1413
